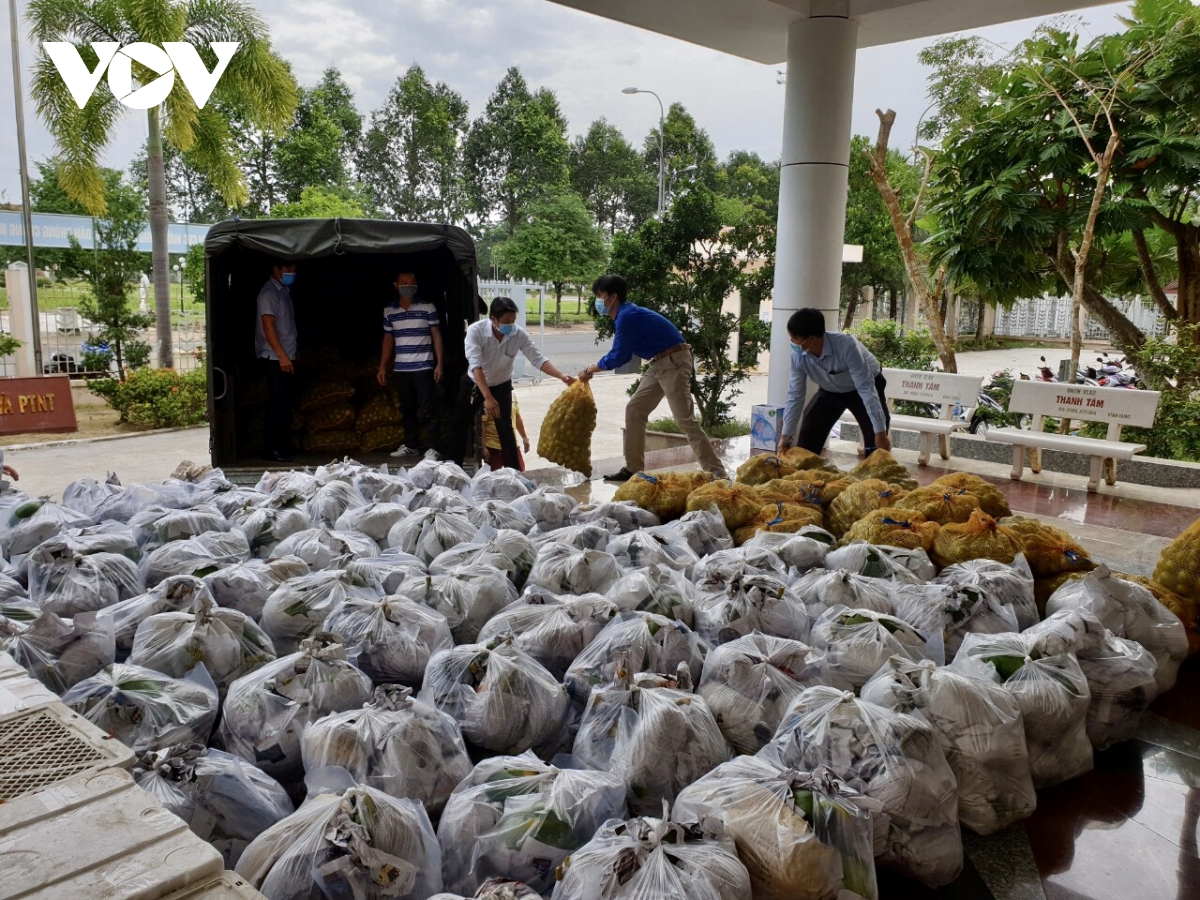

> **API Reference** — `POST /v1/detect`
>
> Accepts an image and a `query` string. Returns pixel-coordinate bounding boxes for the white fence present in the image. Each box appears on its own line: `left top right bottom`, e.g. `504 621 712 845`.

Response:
956 295 1169 342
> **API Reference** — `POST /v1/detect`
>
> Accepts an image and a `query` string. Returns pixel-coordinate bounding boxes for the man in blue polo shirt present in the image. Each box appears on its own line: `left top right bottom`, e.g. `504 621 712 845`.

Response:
376 271 444 459
578 273 727 481
255 259 298 463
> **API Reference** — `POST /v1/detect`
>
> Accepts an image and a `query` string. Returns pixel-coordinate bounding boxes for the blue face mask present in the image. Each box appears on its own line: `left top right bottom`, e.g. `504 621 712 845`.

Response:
594 297 608 316
497 323 515 336
791 343 805 357
280 272 296 286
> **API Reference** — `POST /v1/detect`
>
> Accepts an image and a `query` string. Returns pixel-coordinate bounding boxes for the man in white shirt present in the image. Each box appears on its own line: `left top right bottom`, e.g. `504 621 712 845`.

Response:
450 296 574 469
376 271 444 458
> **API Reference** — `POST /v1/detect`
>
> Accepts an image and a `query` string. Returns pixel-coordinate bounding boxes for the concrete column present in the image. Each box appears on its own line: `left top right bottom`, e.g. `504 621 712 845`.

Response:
979 302 996 340
512 284 527 379
767 8 858 406
5 263 37 377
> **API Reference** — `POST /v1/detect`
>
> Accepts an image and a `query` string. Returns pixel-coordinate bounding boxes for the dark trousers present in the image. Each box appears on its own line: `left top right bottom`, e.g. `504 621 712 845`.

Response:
797 373 890 454
451 379 518 469
393 368 437 450
262 359 295 456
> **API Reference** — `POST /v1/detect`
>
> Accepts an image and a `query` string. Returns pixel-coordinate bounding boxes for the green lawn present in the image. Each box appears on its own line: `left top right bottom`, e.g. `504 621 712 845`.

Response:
0 279 204 317
525 293 595 326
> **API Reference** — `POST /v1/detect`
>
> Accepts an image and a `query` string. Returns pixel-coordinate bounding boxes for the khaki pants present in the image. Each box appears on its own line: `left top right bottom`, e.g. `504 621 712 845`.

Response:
624 348 724 475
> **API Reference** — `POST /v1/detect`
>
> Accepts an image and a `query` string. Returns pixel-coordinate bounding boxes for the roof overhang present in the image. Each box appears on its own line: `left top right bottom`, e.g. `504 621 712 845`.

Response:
546 0 1118 64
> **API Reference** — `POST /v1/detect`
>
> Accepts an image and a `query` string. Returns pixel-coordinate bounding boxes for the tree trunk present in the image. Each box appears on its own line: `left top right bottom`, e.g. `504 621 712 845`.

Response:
1051 233 1145 356
147 107 174 370
889 287 897 320
842 293 859 331
554 282 563 325
1177 228 1200 337
577 284 583 314
866 110 957 373
1132 228 1177 321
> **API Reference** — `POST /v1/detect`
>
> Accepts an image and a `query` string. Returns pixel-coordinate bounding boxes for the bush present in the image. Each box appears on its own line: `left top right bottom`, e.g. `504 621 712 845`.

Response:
647 416 751 439
80 347 113 374
849 319 938 370
89 368 207 428
125 340 151 370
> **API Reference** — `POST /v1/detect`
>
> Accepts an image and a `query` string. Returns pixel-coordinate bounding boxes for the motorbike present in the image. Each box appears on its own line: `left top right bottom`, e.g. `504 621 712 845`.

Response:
968 369 1030 433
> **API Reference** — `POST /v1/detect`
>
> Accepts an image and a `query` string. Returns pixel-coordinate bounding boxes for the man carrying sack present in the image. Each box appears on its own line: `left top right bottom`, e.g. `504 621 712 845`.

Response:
578 274 727 482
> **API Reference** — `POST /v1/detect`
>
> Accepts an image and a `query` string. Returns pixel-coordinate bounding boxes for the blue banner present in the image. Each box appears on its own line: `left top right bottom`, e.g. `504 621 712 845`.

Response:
0 211 212 253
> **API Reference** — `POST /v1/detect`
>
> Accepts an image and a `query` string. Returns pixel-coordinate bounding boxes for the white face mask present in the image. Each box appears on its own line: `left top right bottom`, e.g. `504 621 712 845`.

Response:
397 285 418 299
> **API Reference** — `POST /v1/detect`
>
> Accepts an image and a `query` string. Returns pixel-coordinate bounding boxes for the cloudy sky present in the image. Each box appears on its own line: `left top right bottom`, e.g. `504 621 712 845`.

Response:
0 0 1137 209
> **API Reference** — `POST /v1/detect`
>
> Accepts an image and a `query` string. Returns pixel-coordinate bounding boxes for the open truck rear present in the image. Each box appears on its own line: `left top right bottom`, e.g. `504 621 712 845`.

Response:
203 219 481 480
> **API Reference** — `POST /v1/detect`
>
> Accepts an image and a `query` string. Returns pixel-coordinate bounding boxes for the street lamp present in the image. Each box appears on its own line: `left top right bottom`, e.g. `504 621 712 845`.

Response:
623 86 665 218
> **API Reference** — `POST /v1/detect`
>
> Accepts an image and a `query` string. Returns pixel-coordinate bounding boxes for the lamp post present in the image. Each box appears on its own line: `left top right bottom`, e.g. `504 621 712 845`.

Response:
173 263 183 314
623 86 665 218
8 0 42 374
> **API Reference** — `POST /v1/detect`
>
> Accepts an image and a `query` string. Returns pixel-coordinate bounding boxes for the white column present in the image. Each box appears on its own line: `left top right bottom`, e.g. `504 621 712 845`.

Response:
768 8 858 406
5 263 38 377
513 284 527 379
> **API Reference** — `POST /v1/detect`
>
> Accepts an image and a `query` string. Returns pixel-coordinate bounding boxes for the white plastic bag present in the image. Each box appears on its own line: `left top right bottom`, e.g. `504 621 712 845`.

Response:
890 581 1019 660
323 594 453 687
607 529 700 579
466 501 538 535
607 565 696 626
934 555 1038 631
438 753 626 896
527 542 624 595
419 637 569 754
825 542 933 583
99 574 216 657
430 529 538 591
28 550 143 617
743 526 835 572
231 506 311 559
569 501 661 533
2 607 115 693
477 590 618 679
141 531 251 586
510 488 577 533
203 556 309 620
791 569 894 619
810 606 936 690
861 657 1037 835
693 572 811 647
271 526 380 571
654 505 734 558
394 564 520 644
302 686 471 817
469 468 536 503
261 569 383 655
388 509 479 564
335 501 412 543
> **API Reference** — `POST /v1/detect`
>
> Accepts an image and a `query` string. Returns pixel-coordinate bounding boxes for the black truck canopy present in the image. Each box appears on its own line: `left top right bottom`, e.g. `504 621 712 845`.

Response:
204 218 481 472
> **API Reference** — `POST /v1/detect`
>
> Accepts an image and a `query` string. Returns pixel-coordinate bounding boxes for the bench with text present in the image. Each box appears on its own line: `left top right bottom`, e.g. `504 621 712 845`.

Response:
839 368 982 465
983 379 1160 492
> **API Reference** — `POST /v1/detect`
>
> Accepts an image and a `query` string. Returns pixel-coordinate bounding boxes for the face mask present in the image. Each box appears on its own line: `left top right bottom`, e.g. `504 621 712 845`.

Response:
280 272 296 286
497 323 515 336
791 343 805 357
594 297 608 316
397 285 418 299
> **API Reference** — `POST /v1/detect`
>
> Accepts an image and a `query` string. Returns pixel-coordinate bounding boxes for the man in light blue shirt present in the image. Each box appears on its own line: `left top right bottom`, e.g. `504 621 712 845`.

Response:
780 308 892 456
255 260 298 463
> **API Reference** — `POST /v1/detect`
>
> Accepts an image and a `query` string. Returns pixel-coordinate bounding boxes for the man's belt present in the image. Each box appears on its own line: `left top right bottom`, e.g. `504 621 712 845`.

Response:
650 342 689 363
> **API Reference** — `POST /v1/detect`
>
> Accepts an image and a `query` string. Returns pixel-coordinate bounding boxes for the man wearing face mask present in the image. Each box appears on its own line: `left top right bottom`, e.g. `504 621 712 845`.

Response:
779 307 891 457
578 273 727 482
377 271 444 459
451 296 574 470
255 259 299 463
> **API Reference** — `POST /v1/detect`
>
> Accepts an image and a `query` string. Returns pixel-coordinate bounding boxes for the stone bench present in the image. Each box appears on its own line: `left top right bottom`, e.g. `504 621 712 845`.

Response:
840 368 983 465
984 379 1161 492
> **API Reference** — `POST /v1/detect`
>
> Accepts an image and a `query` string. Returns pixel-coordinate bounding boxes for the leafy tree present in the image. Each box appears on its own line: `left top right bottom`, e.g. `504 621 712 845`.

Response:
569 118 655 233
129 142 232 224
311 67 362 176
493 192 607 323
464 68 570 234
64 175 153 378
30 0 297 369
183 243 206 304
713 150 780 223
274 84 351 204
642 103 720 200
605 189 771 427
916 37 1001 143
270 185 367 219
357 65 469 222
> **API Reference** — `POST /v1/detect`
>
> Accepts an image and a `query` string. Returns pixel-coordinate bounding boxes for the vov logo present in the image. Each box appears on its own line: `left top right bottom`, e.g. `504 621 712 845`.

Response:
43 42 240 110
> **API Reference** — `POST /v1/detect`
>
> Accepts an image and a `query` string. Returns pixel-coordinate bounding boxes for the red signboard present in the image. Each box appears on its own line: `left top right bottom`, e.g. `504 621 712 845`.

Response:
0 376 78 435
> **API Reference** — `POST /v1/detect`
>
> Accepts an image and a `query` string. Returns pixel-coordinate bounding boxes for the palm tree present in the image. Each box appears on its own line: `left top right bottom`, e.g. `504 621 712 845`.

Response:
29 0 296 368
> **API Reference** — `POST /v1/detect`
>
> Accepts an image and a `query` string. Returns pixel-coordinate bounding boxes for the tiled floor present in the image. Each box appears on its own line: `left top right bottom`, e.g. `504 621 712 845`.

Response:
525 435 1200 900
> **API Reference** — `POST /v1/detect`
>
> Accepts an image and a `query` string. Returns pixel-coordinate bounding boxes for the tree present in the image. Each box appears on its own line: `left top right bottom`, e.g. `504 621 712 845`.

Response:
64 174 154 379
357 65 469 222
605 189 771 428
464 68 570 234
493 192 608 323
916 36 1002 143
30 0 297 368
274 84 352 204
270 185 367 219
865 110 958 373
569 118 656 234
713 150 780 223
642 103 720 199
129 141 232 224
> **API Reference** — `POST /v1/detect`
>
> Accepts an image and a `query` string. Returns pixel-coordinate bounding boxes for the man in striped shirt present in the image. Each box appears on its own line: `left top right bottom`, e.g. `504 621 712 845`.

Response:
376 271 444 458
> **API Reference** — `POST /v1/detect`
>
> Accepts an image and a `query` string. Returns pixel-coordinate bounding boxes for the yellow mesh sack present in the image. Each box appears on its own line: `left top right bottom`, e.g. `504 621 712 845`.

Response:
850 449 918 492
754 479 821 509
298 379 355 412
537 381 598 477
841 507 940 552
612 472 695 522
355 393 402 434
301 429 358 453
1035 572 1082 615
1117 574 1200 658
686 480 763 531
827 478 910 538
1153 515 1200 605
306 404 356 433
930 472 1012 519
359 425 406 453
930 510 1025 568
896 485 982 525
732 502 826 546
783 471 859 507
780 447 841 473
999 516 1094 579
735 455 799 486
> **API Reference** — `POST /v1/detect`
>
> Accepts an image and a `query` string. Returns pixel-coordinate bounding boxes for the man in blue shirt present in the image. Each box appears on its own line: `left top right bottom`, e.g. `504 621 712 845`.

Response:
255 259 298 463
578 274 727 482
780 308 892 456
376 271 444 459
